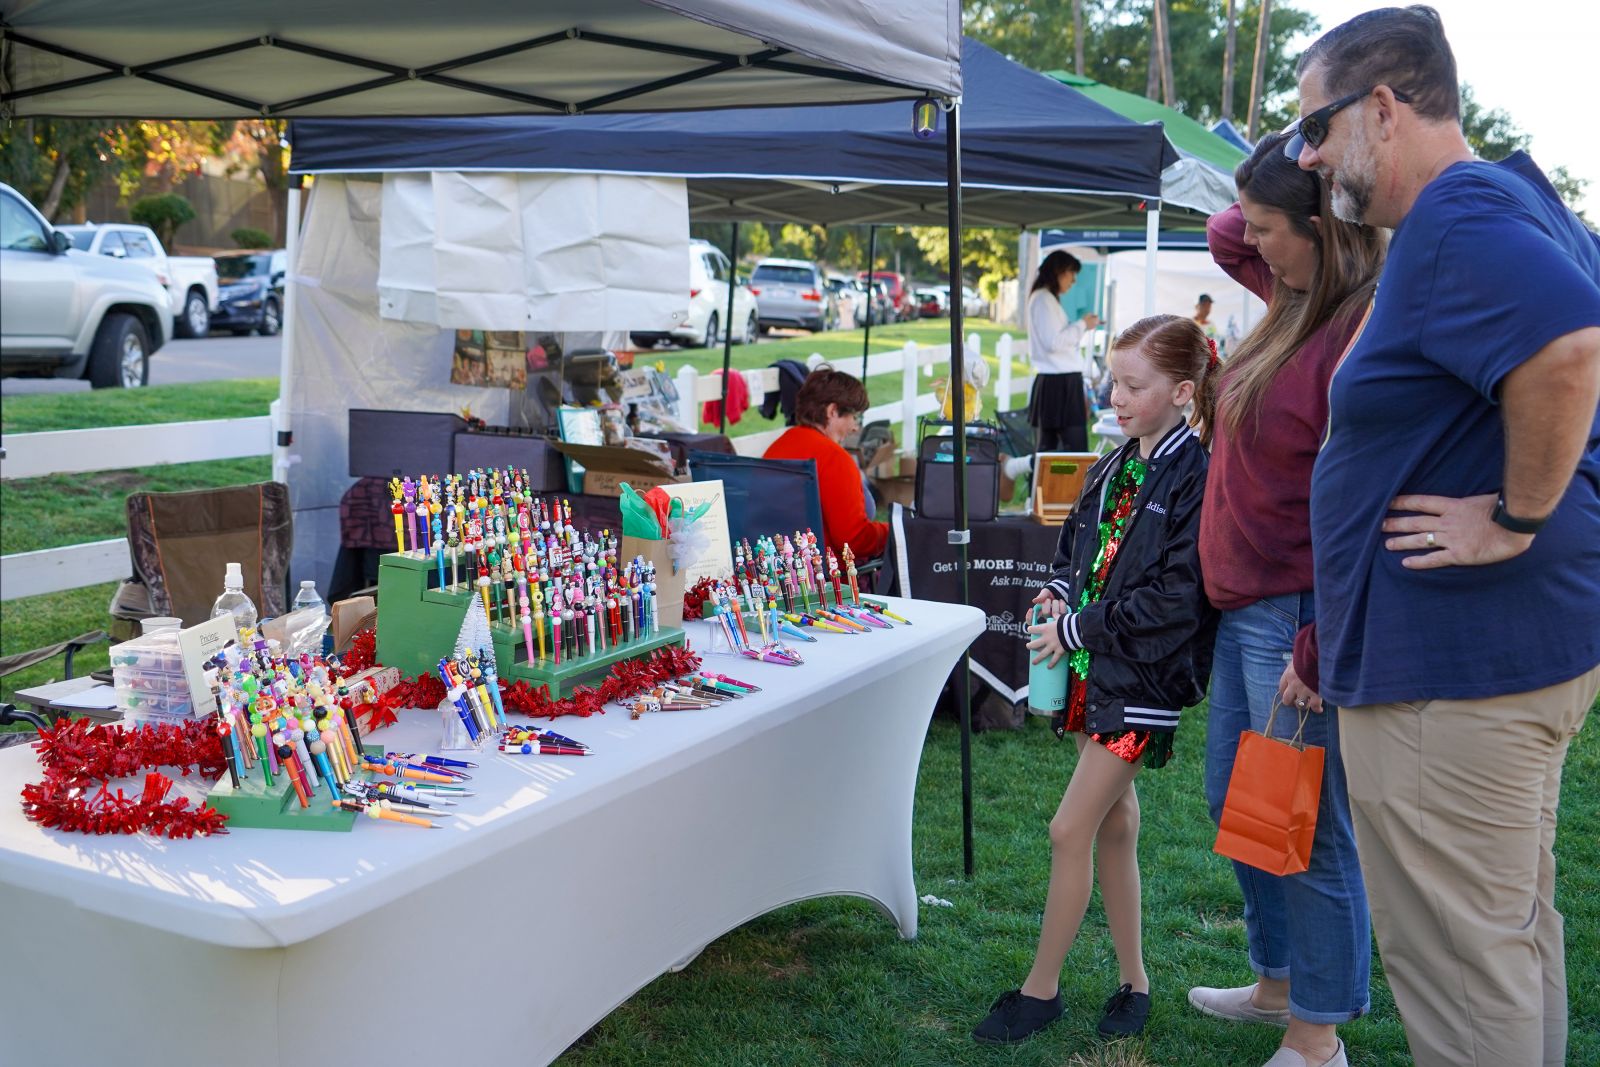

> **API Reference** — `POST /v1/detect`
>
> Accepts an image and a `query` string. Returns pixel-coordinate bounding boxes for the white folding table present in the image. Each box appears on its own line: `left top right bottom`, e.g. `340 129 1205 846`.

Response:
0 596 981 1067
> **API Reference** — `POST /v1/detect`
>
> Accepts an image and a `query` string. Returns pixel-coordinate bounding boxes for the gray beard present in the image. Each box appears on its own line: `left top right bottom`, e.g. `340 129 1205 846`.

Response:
1329 125 1376 224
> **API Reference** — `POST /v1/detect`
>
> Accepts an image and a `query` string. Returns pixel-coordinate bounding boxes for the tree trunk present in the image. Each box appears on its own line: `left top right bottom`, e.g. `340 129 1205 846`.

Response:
1073 0 1085 76
39 154 71 221
1248 0 1274 140
1146 13 1160 100
1155 0 1176 107
1223 0 1238 122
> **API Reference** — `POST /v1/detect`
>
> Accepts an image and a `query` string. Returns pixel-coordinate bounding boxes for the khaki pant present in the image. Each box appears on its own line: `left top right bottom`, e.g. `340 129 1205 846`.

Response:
1341 663 1600 1067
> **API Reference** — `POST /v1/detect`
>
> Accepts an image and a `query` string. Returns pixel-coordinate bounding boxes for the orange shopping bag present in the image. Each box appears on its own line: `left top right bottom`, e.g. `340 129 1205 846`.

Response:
1213 702 1325 875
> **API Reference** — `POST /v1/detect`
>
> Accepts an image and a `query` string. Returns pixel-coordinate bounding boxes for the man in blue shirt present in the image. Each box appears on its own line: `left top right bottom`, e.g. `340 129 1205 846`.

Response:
1287 7 1600 1067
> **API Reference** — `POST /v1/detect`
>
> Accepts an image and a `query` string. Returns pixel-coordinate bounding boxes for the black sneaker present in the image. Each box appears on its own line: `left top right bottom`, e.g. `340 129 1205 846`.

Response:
971 989 1064 1044
1097 983 1151 1038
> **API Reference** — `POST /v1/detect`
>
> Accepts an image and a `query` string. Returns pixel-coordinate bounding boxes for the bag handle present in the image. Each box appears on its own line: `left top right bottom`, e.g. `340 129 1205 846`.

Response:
1265 692 1312 750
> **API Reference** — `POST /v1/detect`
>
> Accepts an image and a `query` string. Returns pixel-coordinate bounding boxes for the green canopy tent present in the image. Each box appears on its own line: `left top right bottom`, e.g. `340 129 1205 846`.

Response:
1046 71 1246 213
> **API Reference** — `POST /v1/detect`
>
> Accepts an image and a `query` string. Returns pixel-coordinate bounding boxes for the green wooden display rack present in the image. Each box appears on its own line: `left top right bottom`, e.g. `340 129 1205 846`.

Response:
374 551 685 699
207 743 383 831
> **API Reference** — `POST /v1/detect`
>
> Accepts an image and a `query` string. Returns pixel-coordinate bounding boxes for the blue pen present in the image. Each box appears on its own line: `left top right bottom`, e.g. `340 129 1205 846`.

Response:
778 619 816 643
385 752 478 770
438 658 481 742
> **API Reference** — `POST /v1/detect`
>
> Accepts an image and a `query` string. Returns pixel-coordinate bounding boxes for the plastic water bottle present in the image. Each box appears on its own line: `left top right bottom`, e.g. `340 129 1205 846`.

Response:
211 561 259 633
292 580 326 615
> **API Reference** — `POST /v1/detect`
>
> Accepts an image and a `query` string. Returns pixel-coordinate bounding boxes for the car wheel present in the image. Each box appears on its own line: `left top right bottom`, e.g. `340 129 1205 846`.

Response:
741 312 758 344
699 312 720 349
258 298 282 336
87 313 150 389
176 289 210 338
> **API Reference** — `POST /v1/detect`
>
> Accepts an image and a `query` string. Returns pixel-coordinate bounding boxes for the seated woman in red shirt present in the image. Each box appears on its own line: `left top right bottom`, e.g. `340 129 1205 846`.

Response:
763 366 887 561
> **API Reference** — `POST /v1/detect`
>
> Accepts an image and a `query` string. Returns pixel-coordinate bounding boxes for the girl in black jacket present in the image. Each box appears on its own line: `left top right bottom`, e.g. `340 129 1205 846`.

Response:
974 315 1221 1046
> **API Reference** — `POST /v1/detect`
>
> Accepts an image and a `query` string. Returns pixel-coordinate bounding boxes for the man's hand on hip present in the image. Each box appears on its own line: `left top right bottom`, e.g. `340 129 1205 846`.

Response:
1382 493 1536 569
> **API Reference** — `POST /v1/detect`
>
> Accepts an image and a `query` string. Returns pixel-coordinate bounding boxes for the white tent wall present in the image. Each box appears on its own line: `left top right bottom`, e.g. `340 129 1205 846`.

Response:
282 177 512 595
1103 249 1265 349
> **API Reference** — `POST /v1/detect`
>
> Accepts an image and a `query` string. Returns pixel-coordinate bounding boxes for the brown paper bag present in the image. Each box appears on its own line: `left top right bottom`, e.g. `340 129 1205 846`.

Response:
620 534 685 630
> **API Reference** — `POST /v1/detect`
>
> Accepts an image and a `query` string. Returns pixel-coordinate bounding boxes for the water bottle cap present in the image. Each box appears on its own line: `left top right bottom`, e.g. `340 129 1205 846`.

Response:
225 562 243 583
300 580 316 590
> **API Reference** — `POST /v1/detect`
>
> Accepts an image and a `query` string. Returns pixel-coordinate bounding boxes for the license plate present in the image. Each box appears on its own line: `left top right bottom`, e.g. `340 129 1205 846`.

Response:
768 286 792 297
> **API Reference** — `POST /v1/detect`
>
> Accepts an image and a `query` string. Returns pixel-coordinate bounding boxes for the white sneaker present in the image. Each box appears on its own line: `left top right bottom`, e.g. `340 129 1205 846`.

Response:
1186 983 1291 1027
1262 1039 1347 1067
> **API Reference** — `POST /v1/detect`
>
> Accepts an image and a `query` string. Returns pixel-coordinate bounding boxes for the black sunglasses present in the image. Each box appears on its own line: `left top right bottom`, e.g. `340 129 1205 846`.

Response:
1283 86 1413 159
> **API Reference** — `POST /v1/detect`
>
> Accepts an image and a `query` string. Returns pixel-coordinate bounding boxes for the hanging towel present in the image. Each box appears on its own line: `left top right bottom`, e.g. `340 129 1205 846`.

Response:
701 368 751 426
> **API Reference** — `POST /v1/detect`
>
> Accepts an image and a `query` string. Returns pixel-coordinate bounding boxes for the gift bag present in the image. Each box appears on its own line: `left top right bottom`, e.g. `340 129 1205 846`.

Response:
1213 703 1325 875
620 534 685 629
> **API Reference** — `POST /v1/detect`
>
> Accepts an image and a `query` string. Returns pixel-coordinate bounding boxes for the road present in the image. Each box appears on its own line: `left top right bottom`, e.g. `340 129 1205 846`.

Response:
1 332 284 395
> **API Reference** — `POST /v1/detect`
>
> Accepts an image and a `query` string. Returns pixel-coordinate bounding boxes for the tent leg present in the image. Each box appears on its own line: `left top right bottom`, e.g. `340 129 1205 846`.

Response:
273 177 304 492
1144 203 1161 316
861 223 877 379
719 222 740 434
946 101 975 881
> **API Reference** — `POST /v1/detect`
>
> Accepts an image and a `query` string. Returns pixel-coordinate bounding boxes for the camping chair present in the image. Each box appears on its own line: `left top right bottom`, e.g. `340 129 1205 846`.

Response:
0 630 112 741
686 450 885 591
686 451 824 544
111 482 294 633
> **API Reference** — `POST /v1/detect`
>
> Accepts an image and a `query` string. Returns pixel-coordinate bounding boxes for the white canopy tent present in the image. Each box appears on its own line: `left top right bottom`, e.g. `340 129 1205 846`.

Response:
1 0 994 875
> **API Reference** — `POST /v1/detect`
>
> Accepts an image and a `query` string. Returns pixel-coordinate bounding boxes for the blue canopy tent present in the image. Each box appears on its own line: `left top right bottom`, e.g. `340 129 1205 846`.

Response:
289 38 1192 231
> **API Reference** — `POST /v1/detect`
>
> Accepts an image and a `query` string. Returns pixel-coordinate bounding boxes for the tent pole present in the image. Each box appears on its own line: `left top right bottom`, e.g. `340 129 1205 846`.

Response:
946 101 975 881
861 223 877 379
273 175 304 493
719 221 739 434
1144 202 1161 316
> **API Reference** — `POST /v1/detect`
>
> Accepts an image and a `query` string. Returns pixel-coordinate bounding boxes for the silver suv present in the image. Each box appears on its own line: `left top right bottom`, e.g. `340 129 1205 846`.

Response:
751 258 837 333
0 183 171 388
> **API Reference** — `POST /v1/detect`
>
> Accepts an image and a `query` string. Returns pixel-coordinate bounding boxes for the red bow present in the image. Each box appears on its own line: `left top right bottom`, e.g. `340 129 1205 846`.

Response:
1206 337 1220 368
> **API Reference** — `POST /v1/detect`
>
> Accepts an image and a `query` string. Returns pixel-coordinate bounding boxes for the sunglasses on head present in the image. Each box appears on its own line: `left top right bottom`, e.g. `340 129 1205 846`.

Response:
1283 86 1413 159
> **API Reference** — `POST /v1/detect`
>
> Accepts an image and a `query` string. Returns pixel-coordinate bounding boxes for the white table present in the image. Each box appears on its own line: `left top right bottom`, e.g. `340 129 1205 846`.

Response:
0 596 981 1067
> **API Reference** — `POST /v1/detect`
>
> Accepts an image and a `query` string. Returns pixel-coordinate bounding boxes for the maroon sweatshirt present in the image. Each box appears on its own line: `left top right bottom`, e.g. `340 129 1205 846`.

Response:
1200 204 1367 692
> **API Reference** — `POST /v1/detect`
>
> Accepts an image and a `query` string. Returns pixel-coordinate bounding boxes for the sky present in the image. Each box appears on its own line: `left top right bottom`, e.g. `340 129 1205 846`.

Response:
1288 0 1599 216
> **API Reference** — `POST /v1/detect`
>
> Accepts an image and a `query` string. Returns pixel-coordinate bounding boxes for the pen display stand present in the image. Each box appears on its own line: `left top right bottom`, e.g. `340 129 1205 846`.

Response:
375 551 686 700
701 583 847 621
206 743 383 831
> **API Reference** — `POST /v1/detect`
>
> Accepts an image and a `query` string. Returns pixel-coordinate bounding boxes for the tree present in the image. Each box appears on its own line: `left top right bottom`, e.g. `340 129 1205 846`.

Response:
966 1 1318 133
1153 0 1177 107
908 226 1017 300
1073 0 1086 76
1246 0 1274 139
131 193 197 247
1222 0 1239 121
0 120 121 220
222 120 289 245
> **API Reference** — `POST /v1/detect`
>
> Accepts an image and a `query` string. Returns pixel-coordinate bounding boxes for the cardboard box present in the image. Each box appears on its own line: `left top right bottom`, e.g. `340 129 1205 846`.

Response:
550 440 685 499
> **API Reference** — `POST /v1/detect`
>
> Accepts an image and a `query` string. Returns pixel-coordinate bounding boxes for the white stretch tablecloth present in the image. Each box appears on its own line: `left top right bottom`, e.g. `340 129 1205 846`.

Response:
0 596 981 1067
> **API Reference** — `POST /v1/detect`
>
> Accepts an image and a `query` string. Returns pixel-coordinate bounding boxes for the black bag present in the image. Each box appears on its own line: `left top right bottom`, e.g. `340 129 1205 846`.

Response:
915 432 1000 522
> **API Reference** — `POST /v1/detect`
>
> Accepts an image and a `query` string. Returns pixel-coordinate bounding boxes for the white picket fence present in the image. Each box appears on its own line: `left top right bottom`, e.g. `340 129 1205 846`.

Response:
1 335 1028 600
676 332 1029 457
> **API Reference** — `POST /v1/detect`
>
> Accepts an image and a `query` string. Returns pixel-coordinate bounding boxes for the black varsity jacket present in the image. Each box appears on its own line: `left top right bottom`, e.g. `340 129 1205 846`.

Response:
1042 421 1218 735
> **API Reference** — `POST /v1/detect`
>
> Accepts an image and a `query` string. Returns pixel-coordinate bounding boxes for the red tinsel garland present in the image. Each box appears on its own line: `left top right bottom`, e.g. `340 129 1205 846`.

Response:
338 628 701 724
20 718 230 838
683 576 719 621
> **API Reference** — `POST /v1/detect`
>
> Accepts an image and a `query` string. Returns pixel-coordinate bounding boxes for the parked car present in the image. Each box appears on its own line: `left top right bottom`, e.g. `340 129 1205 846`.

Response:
630 238 758 348
58 222 219 338
211 249 287 336
962 284 988 319
857 270 914 321
0 182 171 388
914 287 947 318
749 258 837 333
824 275 861 327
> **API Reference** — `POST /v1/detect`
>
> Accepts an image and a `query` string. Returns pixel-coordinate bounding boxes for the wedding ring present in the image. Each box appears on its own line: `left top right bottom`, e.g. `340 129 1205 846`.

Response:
1296 698 1309 708
1425 531 1437 548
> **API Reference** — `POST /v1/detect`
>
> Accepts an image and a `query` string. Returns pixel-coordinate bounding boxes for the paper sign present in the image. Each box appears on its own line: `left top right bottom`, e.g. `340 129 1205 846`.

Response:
177 615 239 719
659 479 734 588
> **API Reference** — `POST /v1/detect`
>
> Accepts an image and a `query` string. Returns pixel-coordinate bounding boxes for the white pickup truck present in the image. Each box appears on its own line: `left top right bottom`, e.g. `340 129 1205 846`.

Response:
58 222 220 338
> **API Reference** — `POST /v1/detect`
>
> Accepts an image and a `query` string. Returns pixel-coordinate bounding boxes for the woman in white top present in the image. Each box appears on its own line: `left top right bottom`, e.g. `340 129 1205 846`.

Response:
1026 250 1100 452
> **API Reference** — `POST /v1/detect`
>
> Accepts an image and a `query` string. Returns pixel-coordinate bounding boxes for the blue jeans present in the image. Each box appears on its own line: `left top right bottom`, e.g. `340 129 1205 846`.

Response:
1204 592 1371 1023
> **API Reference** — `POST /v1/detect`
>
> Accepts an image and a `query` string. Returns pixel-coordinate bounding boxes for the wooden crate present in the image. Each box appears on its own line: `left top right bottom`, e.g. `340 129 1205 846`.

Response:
1031 452 1099 525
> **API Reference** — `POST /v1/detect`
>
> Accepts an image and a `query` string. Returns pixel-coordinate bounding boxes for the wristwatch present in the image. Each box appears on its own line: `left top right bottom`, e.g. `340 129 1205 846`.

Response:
1490 493 1548 535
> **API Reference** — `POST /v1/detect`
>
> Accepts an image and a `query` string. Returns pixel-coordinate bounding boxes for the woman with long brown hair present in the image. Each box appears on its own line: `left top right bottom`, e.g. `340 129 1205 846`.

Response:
1187 130 1385 1067
1025 250 1101 452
